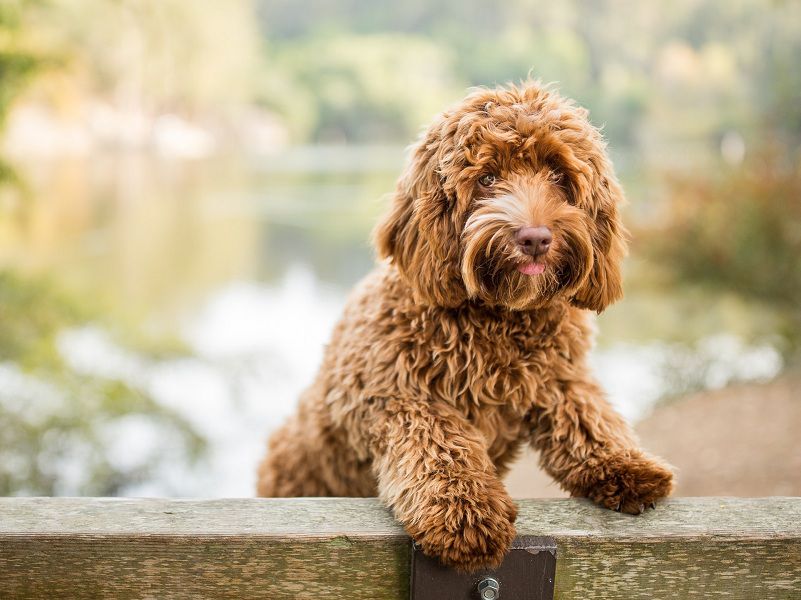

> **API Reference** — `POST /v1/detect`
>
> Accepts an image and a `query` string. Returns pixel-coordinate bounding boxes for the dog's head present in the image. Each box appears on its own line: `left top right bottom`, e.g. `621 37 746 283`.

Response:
374 81 627 312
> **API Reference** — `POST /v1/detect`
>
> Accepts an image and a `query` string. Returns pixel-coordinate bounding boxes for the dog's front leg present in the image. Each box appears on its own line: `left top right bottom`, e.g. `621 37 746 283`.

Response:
366 398 517 571
531 377 675 514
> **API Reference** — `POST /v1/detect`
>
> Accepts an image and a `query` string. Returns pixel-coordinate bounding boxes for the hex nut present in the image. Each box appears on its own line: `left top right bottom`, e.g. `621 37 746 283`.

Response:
477 577 500 600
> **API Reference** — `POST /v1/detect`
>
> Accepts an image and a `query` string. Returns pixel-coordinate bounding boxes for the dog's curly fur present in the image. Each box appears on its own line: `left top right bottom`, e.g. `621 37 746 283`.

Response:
257 81 674 571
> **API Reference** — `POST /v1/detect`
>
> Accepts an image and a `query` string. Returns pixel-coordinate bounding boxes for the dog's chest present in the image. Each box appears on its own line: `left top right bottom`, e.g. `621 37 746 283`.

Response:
410 304 566 415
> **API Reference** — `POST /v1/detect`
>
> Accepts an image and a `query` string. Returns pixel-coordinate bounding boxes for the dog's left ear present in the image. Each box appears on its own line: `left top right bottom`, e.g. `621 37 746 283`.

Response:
570 171 628 313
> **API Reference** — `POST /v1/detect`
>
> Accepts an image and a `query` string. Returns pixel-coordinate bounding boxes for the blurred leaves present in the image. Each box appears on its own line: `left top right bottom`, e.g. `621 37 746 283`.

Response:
0 50 39 126
254 0 801 151
259 33 459 142
1 0 261 128
0 0 48 191
0 270 205 496
2 0 800 152
0 271 87 368
646 151 801 356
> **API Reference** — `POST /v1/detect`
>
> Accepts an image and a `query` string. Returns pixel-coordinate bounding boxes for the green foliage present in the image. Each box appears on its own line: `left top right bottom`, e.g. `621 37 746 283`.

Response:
0 271 205 495
0 0 261 129
45 0 262 113
0 50 39 126
260 34 459 142
0 1 43 186
647 153 801 353
2 0 801 150
0 271 87 368
0 367 205 496
253 0 801 149
0 0 45 97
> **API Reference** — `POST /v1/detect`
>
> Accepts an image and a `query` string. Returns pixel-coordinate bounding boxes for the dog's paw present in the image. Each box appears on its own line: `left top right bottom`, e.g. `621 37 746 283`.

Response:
585 451 675 515
409 480 517 572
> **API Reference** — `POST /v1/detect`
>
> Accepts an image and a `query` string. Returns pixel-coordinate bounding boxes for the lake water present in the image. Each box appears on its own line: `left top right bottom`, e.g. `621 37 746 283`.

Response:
0 147 783 496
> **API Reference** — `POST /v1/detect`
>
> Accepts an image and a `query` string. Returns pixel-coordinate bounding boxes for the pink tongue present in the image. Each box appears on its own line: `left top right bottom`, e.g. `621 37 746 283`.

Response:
518 262 546 276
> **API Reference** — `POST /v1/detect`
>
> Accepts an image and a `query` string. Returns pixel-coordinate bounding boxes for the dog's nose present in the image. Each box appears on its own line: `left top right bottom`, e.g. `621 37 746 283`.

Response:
515 226 552 256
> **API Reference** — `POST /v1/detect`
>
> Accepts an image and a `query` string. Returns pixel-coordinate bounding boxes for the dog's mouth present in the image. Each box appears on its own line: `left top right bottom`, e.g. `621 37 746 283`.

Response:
514 251 576 293
461 243 578 310
516 260 546 276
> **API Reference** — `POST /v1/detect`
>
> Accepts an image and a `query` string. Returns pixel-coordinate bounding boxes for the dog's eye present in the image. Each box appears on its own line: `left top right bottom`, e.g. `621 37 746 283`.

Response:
478 174 497 187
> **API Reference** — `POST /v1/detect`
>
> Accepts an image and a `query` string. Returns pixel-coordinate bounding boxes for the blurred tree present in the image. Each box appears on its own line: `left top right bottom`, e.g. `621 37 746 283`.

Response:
253 0 801 152
0 2 207 495
0 0 263 144
46 0 261 115
648 152 801 358
0 0 47 184
3 0 800 151
261 33 460 142
0 271 205 496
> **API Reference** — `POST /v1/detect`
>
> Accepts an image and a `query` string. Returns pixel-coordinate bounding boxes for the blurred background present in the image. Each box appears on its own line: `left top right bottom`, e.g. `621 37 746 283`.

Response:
0 0 799 498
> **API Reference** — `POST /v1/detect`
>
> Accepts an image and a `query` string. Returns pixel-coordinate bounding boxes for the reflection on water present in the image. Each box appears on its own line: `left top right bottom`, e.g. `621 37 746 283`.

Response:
57 266 344 495
0 149 784 496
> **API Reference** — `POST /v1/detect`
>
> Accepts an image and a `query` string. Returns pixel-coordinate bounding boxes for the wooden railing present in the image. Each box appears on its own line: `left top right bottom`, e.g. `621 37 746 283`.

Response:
1 497 799 598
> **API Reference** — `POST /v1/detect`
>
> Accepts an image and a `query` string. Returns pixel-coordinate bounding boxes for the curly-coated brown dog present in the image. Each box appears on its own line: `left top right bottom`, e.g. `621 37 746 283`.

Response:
257 81 674 571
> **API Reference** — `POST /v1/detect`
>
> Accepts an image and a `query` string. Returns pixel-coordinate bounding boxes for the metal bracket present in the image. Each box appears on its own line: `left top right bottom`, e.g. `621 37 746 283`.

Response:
410 536 556 600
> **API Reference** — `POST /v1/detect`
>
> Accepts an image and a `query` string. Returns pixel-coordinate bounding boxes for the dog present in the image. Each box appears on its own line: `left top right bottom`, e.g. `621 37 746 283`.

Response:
257 81 675 571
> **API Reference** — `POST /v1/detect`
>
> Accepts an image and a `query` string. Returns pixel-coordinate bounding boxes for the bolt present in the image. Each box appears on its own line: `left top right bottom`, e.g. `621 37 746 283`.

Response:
477 577 500 600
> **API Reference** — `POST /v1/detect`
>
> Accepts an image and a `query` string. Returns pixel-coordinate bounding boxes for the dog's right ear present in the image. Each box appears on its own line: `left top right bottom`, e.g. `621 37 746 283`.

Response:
372 121 468 307
372 126 443 271
372 178 414 265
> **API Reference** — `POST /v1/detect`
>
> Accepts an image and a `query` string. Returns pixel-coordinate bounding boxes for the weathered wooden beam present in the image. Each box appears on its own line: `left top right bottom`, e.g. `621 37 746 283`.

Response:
0 497 799 599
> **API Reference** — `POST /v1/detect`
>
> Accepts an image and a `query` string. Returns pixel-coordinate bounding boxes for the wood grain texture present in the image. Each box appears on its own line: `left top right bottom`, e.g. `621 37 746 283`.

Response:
1 497 799 599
